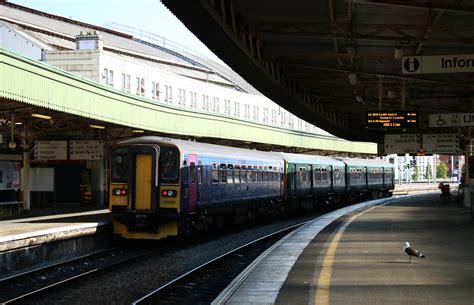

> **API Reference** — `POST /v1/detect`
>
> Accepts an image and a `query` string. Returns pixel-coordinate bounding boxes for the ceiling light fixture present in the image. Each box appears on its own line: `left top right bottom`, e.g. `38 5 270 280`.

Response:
394 47 403 59
90 124 105 129
132 129 144 133
348 73 357 86
31 113 52 120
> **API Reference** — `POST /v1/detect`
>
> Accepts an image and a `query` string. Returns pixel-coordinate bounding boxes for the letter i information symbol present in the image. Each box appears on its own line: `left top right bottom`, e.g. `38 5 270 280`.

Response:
402 56 421 74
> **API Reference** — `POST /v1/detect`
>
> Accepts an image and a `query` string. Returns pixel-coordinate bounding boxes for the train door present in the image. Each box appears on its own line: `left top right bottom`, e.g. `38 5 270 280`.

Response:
188 154 197 212
131 146 159 211
290 164 297 198
135 154 153 210
329 165 334 193
363 166 368 190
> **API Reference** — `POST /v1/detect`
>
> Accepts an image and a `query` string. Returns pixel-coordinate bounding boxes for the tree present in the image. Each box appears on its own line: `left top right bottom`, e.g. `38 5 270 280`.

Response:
412 165 420 182
425 164 433 182
437 160 448 179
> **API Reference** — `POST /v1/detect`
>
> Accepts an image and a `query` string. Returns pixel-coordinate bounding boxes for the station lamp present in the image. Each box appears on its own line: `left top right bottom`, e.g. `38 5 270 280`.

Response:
31 113 52 120
90 124 105 129
132 129 144 133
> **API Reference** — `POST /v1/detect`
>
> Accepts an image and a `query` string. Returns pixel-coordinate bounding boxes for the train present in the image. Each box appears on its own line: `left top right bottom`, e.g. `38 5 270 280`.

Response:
109 137 394 240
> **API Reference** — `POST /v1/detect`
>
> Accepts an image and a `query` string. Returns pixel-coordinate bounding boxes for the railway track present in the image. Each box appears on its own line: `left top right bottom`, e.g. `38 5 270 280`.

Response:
0 246 162 304
132 221 309 305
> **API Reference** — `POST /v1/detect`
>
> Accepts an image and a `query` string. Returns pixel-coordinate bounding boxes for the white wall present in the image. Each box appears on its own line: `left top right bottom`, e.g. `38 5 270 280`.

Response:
0 23 43 60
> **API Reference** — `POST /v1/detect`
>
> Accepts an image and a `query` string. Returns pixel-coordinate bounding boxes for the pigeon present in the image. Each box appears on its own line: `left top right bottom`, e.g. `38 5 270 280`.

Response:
403 242 426 263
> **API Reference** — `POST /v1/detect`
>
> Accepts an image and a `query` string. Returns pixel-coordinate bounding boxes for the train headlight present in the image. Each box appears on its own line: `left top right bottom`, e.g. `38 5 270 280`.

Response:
161 190 177 197
113 188 128 196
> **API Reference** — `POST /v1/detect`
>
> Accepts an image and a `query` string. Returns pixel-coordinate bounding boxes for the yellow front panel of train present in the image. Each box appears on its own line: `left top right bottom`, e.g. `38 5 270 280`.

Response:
135 154 152 210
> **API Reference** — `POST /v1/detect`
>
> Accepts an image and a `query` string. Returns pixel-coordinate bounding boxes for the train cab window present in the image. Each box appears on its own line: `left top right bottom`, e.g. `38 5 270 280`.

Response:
220 164 227 183
111 147 129 183
211 163 219 183
190 162 196 183
234 165 241 183
159 146 179 184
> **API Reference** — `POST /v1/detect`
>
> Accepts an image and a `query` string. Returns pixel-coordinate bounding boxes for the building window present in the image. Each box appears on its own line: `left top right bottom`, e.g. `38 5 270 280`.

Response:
297 118 303 130
288 115 294 128
165 85 173 103
212 97 219 113
253 106 259 122
244 104 250 120
136 77 145 96
178 89 186 107
152 82 160 100
121 73 130 92
263 108 269 124
202 94 209 111
103 68 113 85
233 101 240 118
280 111 287 127
271 109 277 125
224 99 231 115
189 91 197 108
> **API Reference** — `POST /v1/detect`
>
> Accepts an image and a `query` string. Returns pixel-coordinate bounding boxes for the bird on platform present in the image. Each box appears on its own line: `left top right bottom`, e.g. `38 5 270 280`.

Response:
403 242 426 263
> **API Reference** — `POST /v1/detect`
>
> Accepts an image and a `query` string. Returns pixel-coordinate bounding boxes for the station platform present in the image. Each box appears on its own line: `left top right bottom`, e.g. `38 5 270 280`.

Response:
0 204 112 276
214 193 473 305
0 204 110 252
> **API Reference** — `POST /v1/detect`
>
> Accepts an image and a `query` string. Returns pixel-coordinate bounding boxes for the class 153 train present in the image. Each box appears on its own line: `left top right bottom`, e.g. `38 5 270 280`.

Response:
109 137 394 240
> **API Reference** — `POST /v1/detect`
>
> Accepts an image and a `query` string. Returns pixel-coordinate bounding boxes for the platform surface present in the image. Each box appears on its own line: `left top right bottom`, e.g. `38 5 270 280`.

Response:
0 206 110 251
215 193 473 305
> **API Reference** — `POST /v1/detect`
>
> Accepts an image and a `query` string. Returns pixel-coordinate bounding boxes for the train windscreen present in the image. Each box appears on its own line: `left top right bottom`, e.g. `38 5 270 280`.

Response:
159 146 179 184
111 147 129 183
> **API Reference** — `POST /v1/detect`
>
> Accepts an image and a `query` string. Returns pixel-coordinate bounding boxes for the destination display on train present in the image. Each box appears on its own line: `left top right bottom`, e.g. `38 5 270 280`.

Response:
366 111 418 128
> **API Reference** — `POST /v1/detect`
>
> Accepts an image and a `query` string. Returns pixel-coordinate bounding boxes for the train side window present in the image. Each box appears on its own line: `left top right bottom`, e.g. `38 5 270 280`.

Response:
241 165 247 183
247 166 253 182
211 163 219 183
234 165 241 183
258 166 263 182
182 160 188 184
227 164 234 183
251 166 257 182
220 164 227 183
190 162 196 183
197 164 202 184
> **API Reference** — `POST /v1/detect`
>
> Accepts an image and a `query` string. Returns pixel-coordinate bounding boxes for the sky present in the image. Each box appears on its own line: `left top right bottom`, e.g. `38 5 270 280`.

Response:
9 0 223 63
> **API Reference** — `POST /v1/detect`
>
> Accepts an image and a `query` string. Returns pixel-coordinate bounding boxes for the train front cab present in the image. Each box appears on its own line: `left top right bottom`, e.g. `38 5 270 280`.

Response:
109 144 181 240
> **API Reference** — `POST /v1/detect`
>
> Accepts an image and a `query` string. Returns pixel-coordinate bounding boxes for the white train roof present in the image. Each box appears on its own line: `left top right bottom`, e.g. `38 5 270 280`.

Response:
117 137 284 164
340 158 394 168
276 152 344 167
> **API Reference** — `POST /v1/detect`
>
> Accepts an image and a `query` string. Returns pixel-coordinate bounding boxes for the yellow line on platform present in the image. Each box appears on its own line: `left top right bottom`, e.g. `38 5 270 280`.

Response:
313 205 379 305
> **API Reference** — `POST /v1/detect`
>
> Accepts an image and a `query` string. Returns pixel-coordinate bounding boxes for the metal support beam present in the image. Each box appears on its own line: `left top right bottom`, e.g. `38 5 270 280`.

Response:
378 77 383 110
401 80 406 110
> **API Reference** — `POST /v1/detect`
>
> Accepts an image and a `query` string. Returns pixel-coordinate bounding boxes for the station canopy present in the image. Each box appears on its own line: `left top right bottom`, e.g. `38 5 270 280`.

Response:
163 0 474 144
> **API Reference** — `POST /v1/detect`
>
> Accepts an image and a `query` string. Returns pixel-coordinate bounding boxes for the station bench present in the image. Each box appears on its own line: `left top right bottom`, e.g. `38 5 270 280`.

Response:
0 201 23 217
